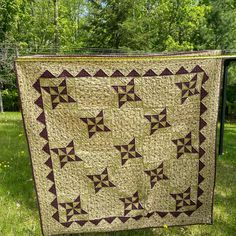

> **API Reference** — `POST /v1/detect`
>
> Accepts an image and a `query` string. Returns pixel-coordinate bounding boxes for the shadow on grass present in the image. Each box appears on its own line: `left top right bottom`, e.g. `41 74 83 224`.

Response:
66 228 156 236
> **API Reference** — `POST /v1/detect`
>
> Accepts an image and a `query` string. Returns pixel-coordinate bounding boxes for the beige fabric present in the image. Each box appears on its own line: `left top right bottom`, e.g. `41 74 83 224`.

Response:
15 51 222 236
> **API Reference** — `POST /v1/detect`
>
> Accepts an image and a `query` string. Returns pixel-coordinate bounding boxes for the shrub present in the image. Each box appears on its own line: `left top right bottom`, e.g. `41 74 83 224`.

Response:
2 89 19 111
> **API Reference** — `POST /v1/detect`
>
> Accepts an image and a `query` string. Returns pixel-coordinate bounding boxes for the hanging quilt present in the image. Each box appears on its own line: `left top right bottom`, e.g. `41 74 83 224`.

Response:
15 51 222 235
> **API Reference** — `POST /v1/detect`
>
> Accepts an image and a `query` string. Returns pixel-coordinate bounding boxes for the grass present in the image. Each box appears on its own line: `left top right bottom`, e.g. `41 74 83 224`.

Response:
0 112 235 236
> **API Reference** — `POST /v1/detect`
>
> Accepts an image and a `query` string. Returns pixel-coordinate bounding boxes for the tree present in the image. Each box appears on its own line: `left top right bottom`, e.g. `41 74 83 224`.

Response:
0 0 18 42
202 0 236 50
148 0 210 51
84 0 151 51
53 0 60 52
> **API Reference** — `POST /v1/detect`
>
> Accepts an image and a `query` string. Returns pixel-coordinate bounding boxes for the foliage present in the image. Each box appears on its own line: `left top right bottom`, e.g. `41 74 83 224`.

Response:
0 0 18 42
0 112 236 235
1 0 236 52
2 89 19 111
0 0 236 112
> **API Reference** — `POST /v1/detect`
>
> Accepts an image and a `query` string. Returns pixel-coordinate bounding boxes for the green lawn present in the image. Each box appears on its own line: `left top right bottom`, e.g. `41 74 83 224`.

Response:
0 112 235 236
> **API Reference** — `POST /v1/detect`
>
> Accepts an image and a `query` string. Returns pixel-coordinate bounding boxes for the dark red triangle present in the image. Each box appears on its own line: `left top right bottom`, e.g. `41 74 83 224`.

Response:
201 87 208 100
76 220 87 226
156 211 168 217
37 112 46 125
52 211 59 221
51 198 58 209
119 216 130 223
199 160 205 171
160 68 173 76
104 217 116 223
191 65 204 73
144 115 151 122
68 96 76 103
103 126 110 132
88 132 95 138
127 78 134 86
34 96 43 108
170 212 181 217
45 158 53 169
146 212 154 218
197 187 204 197
200 102 207 115
59 79 66 87
199 118 207 130
51 148 58 155
94 69 108 77
40 70 55 78
61 222 73 228
150 129 157 135
121 158 128 165
114 145 121 151
80 118 87 124
58 70 74 78
199 147 205 158
184 210 194 216
185 187 191 193
132 215 143 221
46 171 54 182
111 70 124 77
39 128 48 140
97 110 103 117
198 174 204 184
42 143 50 154
90 219 102 225
202 73 209 84
52 102 59 108
181 97 187 104
49 184 56 194
127 69 140 77
42 86 50 94
76 69 91 77
133 191 139 198
143 69 157 76
33 80 41 93
112 85 119 93
176 66 188 74
119 100 126 108
199 132 206 144
196 200 203 209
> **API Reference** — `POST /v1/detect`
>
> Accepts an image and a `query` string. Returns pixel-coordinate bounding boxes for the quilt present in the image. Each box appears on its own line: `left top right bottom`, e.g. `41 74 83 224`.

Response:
15 51 222 235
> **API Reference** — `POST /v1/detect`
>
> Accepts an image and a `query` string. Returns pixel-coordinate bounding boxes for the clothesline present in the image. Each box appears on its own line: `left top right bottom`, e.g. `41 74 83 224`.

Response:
15 53 236 62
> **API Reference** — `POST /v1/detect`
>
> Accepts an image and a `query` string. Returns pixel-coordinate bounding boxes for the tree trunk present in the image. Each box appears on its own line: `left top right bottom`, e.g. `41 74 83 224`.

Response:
53 0 60 53
0 89 3 113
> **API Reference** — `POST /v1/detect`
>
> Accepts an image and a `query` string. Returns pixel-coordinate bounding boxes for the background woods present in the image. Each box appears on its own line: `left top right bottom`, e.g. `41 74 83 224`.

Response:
0 0 236 117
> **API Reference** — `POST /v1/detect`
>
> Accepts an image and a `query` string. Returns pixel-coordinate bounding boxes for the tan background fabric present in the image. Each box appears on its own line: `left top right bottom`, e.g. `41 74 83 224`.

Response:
16 51 222 236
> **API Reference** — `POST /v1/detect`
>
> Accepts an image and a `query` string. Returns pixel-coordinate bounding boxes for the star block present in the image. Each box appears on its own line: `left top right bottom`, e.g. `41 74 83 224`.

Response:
172 132 198 159
60 195 87 222
120 191 144 216
144 107 171 135
87 168 115 193
112 79 142 108
80 110 111 138
114 138 142 165
175 74 199 104
42 79 76 109
51 141 82 168
170 187 195 211
145 162 168 189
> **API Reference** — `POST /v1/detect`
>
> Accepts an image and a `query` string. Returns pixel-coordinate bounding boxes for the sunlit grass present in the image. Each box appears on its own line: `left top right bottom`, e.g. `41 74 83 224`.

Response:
0 112 235 236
